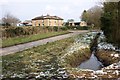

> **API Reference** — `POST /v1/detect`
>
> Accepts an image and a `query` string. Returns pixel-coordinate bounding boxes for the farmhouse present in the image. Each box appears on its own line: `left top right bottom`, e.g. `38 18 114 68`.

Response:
32 14 63 27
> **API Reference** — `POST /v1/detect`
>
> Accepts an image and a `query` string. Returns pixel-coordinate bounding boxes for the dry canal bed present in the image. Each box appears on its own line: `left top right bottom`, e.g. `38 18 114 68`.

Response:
1 31 120 80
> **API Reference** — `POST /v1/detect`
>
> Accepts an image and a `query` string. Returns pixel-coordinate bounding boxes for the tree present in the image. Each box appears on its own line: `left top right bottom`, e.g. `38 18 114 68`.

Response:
2 13 20 27
101 1 120 47
67 19 74 22
80 6 103 28
80 10 88 21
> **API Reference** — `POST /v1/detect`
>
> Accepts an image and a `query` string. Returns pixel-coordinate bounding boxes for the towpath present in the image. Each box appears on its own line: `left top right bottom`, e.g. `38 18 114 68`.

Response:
0 30 89 56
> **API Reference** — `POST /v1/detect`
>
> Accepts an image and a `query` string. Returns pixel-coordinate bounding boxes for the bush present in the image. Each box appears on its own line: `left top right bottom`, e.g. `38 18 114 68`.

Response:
53 26 58 31
15 27 24 36
1 26 68 38
2 23 11 27
60 27 68 31
78 26 89 30
5 28 16 37
2 27 30 38
46 26 52 31
65 26 89 30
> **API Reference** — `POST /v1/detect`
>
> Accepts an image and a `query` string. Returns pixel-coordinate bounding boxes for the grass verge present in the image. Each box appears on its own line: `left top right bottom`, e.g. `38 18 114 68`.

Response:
2 34 91 79
2 31 70 48
2 36 75 79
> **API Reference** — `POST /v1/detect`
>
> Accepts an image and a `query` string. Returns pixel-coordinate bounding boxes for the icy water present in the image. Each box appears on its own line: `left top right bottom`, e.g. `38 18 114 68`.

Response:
79 52 103 71
78 32 104 71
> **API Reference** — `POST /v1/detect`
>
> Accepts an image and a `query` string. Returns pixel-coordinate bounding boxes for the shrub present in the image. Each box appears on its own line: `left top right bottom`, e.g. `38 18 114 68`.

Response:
15 27 24 36
1 26 68 38
60 27 68 31
78 26 89 30
53 26 58 31
65 26 90 30
46 26 52 31
5 28 16 37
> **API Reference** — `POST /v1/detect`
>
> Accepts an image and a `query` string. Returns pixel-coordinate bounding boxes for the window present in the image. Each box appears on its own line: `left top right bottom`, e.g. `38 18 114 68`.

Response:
42 20 44 23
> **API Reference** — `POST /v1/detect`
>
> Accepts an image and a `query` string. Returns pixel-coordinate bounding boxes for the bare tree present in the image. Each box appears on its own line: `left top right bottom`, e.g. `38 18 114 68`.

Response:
2 13 20 27
80 6 103 28
88 6 103 28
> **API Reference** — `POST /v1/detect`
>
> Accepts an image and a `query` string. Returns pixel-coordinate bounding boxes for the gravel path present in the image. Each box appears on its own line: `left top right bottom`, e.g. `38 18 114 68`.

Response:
0 30 88 56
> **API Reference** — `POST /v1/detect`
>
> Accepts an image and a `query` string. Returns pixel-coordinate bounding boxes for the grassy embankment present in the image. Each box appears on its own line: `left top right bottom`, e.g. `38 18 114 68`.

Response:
3 31 119 79
62 48 90 68
2 34 91 79
2 31 69 47
96 50 120 66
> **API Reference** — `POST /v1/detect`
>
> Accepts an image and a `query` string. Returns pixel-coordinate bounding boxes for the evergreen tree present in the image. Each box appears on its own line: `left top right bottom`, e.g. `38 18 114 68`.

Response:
101 1 120 47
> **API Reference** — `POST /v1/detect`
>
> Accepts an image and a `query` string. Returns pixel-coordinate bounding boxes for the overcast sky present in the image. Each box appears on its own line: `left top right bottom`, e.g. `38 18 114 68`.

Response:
0 0 100 22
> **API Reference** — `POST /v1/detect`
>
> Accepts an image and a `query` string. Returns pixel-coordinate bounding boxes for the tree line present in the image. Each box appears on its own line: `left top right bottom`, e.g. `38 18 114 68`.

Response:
101 1 120 47
81 1 120 47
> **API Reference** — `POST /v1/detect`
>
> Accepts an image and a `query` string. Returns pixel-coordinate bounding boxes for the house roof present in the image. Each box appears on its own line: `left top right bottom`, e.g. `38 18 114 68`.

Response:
32 14 63 20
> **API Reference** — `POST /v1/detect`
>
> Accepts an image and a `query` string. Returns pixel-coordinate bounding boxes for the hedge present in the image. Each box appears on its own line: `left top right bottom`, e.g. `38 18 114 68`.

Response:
1 26 68 38
66 26 90 30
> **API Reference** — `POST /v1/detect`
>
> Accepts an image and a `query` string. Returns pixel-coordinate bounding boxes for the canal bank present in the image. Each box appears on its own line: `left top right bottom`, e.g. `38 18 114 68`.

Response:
62 31 120 79
1 31 120 79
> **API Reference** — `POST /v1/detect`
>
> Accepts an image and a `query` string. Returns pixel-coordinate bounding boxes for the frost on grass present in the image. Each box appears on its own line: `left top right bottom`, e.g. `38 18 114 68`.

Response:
68 61 120 79
111 53 119 57
1 31 120 79
1 37 74 79
98 32 120 52
61 32 97 59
